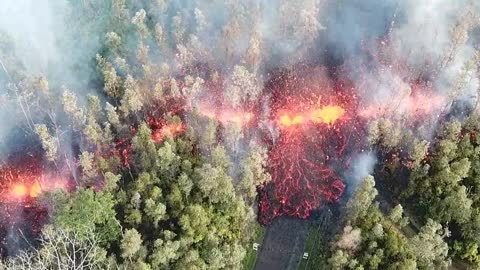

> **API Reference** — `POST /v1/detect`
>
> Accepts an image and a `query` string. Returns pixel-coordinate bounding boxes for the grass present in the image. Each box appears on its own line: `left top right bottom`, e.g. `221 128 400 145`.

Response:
297 225 329 270
242 223 266 270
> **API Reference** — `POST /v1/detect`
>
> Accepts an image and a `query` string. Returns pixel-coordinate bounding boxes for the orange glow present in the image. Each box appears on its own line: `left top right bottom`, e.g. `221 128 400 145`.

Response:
198 105 253 127
279 114 305 127
30 181 42 197
225 112 253 125
359 93 446 119
311 105 345 125
11 184 27 197
152 123 184 143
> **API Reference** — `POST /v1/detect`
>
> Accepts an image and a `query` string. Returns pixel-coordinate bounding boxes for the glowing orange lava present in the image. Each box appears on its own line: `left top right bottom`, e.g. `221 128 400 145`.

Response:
11 184 27 197
30 181 42 197
198 106 254 127
279 114 305 127
358 91 446 119
311 105 345 125
277 105 346 128
3 174 67 201
152 123 185 143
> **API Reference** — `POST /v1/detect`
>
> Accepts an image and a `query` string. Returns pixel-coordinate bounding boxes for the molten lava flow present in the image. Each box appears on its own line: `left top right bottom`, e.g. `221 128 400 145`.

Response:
259 128 346 224
257 66 366 224
311 105 346 125
0 154 71 256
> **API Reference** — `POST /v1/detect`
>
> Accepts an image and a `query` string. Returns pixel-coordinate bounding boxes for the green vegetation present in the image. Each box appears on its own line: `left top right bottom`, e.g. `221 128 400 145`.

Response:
1 1 480 270
0 1 273 269
320 176 449 270
242 224 265 270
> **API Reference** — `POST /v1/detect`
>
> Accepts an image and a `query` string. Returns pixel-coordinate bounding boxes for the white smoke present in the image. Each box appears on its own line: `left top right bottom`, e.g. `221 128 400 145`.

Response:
344 151 377 195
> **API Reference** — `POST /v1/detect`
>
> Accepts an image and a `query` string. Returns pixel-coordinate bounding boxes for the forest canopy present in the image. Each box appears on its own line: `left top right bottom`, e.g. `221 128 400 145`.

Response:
0 1 480 270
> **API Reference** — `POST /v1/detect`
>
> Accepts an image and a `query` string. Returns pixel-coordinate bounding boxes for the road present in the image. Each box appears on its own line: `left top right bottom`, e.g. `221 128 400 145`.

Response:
254 217 309 270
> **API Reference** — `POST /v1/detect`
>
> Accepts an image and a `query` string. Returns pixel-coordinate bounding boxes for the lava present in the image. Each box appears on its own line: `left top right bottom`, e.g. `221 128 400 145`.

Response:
9 181 43 199
278 114 305 127
277 105 347 128
11 184 27 198
152 123 185 143
257 66 363 224
0 153 70 256
197 104 254 127
311 105 346 125
30 181 41 198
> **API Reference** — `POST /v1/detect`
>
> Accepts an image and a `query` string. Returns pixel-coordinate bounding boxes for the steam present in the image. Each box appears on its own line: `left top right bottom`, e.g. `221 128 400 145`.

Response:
343 152 377 195
0 0 479 248
0 0 107 156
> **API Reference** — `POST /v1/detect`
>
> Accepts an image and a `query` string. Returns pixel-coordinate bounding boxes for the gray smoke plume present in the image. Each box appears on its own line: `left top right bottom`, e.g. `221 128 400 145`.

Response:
343 151 377 195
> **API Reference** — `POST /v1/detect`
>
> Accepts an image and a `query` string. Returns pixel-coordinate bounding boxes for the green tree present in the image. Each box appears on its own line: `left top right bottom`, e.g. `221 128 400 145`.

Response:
410 219 450 269
121 228 142 260
347 175 378 222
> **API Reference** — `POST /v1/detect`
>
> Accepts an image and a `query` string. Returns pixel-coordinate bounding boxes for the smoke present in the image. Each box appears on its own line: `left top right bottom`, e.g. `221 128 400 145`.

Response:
0 1 66 78
0 0 105 89
0 0 479 236
0 1 109 255
0 0 109 157
343 152 377 195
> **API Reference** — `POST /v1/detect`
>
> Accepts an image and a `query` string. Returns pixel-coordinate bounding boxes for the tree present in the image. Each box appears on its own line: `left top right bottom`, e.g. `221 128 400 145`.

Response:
121 228 142 260
62 89 86 129
3 226 108 270
432 185 472 224
195 164 235 204
347 175 378 222
179 204 211 243
105 32 122 52
335 225 362 251
238 143 271 201
80 151 97 181
132 123 157 171
120 75 143 116
35 124 57 162
224 65 261 107
328 250 349 270
132 9 148 39
51 188 120 245
410 219 450 269
389 204 409 228
96 54 122 98
157 141 180 180
409 139 429 167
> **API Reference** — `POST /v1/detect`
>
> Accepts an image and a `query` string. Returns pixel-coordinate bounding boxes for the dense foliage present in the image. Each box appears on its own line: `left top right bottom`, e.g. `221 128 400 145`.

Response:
1 1 480 270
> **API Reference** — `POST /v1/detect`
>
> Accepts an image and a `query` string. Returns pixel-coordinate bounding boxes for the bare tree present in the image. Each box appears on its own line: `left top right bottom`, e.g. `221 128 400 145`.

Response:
3 226 108 270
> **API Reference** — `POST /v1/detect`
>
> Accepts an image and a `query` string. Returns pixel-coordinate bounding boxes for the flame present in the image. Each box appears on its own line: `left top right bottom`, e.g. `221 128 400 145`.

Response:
311 105 345 125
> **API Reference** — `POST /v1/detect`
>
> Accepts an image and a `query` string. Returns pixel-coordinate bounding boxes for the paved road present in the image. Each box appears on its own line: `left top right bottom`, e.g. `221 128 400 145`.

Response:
254 217 309 270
